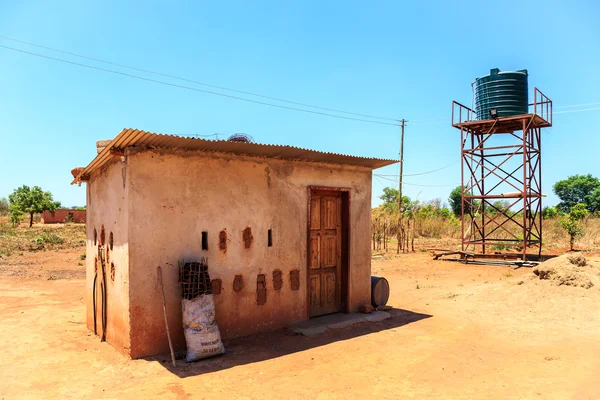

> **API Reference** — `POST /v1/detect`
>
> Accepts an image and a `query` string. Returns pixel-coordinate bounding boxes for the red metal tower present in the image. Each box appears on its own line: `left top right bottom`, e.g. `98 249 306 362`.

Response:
452 89 552 260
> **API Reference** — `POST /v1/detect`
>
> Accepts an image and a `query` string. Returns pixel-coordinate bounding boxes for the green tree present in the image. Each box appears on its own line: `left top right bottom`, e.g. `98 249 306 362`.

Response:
0 197 8 215
448 186 462 217
559 203 588 251
553 174 600 213
542 206 561 219
587 187 600 215
489 200 511 215
379 187 411 213
449 186 481 217
8 185 61 227
439 207 451 219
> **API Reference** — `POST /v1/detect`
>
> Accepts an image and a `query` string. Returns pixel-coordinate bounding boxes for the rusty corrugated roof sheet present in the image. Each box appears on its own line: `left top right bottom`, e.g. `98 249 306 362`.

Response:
72 128 398 183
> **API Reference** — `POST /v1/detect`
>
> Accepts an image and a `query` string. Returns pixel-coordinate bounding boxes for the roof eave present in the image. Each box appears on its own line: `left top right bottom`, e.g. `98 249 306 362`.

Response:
71 128 398 184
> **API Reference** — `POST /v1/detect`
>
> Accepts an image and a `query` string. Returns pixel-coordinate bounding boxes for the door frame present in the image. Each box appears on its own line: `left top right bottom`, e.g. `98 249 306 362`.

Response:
306 186 351 319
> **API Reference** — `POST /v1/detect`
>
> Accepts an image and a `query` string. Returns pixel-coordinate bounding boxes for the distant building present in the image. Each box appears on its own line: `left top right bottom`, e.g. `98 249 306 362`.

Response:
41 209 86 224
72 128 396 359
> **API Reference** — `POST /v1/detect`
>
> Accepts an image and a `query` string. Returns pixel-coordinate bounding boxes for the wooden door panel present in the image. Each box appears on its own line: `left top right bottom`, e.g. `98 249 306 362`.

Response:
322 235 337 268
325 273 336 304
309 275 321 314
309 235 320 269
310 197 321 230
323 197 338 229
308 190 343 317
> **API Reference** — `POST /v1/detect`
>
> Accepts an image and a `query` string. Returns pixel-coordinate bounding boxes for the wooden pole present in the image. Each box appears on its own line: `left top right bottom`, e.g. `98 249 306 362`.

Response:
157 266 176 368
397 119 406 253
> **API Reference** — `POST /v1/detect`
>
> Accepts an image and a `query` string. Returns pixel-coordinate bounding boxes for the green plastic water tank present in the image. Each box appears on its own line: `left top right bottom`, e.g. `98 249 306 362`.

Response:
475 68 528 120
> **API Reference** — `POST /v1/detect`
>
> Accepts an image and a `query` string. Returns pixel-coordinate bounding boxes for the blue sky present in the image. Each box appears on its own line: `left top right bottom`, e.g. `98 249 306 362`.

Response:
1 0 598 208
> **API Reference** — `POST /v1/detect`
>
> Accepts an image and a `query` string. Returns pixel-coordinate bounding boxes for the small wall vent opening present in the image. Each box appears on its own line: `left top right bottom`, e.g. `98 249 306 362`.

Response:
268 229 273 247
257 274 267 305
211 279 222 294
290 270 300 291
202 232 208 250
233 275 244 292
219 230 227 251
109 232 114 250
243 227 253 249
273 269 283 291
93 229 97 246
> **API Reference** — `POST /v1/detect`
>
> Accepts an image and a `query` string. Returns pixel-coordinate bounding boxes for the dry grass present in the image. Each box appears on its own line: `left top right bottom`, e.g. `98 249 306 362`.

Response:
414 216 461 239
374 213 600 254
543 217 600 251
417 216 600 252
0 215 86 257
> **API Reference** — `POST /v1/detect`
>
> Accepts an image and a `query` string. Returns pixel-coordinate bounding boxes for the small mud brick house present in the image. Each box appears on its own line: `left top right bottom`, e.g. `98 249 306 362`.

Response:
72 128 397 358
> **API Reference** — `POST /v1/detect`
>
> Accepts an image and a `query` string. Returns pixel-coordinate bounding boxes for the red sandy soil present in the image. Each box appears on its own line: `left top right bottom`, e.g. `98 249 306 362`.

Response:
1 247 599 399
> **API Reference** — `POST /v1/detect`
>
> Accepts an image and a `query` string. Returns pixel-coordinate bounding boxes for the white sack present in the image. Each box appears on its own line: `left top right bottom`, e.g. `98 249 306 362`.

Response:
182 294 225 362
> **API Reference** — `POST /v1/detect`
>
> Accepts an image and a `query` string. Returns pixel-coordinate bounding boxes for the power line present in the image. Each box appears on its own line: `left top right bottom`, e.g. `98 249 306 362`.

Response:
377 160 458 177
373 174 456 187
555 102 600 109
0 35 399 123
554 107 600 114
409 102 600 124
0 44 400 127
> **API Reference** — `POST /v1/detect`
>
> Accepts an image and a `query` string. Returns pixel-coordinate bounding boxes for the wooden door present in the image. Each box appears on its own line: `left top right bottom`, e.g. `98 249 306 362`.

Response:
308 190 342 317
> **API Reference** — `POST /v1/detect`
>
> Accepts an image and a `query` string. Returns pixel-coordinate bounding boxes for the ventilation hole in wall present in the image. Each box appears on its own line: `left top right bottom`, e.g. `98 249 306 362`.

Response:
202 232 208 251
109 232 114 251
257 274 267 305
268 229 273 247
233 275 244 293
273 269 283 291
100 225 106 246
290 269 300 291
243 227 253 249
93 229 97 246
211 279 222 294
110 263 115 281
219 230 227 251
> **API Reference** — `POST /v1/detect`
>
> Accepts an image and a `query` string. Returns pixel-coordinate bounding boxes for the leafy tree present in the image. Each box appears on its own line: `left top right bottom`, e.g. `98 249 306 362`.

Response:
379 187 411 213
8 185 61 227
558 203 588 251
542 206 561 219
0 197 8 215
488 200 511 215
380 187 399 206
587 187 600 215
448 186 462 217
553 174 600 213
439 207 451 219
9 210 23 227
449 186 481 216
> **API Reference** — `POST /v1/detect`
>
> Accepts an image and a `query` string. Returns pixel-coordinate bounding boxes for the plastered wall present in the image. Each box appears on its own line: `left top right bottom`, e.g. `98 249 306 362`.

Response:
125 149 373 358
86 157 131 355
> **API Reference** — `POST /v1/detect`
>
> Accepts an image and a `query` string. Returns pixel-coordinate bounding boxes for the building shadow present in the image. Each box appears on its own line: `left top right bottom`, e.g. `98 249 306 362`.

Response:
147 308 431 378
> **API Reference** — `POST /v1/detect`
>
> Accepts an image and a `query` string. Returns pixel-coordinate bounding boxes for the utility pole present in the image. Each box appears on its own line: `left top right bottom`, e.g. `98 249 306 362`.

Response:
397 119 406 254
398 119 406 211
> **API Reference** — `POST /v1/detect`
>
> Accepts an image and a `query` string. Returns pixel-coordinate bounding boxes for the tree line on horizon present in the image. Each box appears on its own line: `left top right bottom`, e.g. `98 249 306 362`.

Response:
373 174 600 251
0 185 85 227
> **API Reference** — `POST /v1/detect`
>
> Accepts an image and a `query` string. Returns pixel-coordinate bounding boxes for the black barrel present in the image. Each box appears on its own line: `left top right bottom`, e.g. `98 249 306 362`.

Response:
371 276 390 308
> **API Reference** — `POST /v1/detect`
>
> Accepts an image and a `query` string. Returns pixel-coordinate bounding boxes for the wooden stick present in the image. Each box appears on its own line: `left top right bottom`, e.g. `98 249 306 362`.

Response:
157 266 176 368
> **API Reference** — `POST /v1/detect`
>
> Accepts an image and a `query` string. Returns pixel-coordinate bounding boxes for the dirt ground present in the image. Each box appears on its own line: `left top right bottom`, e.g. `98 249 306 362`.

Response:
1 247 600 399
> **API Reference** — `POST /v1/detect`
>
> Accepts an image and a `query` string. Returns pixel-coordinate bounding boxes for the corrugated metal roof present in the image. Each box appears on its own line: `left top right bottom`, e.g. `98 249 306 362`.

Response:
72 128 398 183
